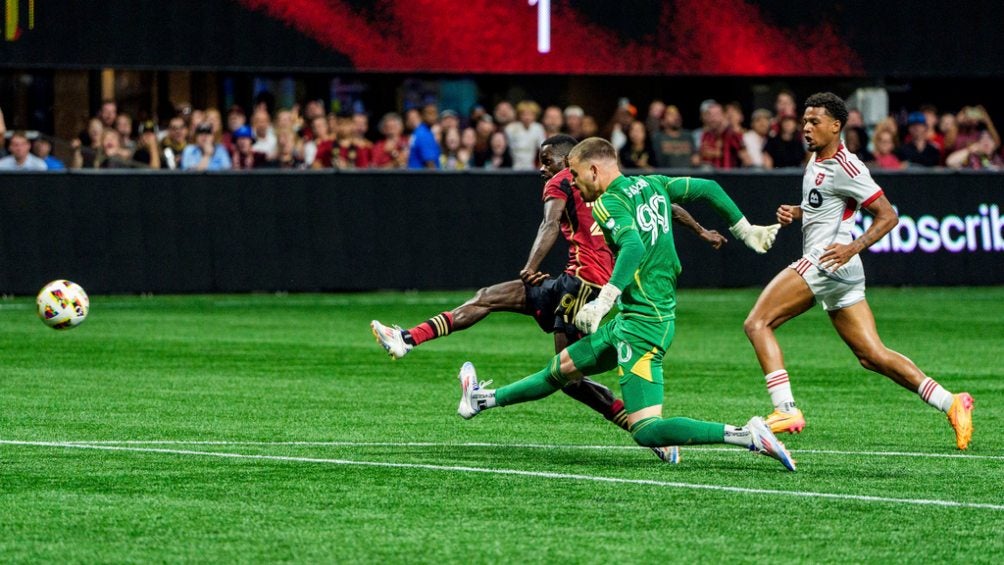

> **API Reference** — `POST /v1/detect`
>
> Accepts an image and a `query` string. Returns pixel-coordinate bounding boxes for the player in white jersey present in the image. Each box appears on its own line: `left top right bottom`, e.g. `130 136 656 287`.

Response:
742 92 974 449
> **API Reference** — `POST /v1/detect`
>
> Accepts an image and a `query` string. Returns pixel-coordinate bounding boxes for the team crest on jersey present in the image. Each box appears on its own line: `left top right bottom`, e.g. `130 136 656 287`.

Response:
808 188 823 208
815 172 825 186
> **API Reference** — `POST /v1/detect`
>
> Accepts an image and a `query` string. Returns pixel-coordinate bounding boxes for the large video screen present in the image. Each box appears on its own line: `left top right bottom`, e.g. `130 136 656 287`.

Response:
1 0 1001 76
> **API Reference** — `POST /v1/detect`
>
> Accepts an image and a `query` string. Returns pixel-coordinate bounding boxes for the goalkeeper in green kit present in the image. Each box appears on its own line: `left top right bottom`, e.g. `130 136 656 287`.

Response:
456 137 796 471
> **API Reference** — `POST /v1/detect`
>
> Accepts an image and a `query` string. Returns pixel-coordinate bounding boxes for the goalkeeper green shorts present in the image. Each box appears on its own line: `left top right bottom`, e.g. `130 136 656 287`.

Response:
565 315 675 413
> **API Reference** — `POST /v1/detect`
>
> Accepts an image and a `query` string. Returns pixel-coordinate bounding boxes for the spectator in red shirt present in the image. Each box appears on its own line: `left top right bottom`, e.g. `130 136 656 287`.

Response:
946 128 1003 170
870 129 904 170
371 112 410 169
695 102 750 169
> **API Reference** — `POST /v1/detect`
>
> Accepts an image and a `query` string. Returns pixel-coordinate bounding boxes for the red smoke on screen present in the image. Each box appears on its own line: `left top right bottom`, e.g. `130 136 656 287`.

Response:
237 0 861 75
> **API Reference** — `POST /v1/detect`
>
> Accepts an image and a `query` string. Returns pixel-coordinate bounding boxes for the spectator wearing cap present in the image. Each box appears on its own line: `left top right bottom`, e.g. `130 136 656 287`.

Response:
438 109 460 144
371 112 410 169
563 105 584 139
0 131 47 171
651 105 694 169
542 105 564 137
131 121 162 169
743 108 772 168
505 100 546 170
32 137 65 171
408 103 441 169
181 122 232 170
230 125 267 170
895 112 941 167
696 101 751 169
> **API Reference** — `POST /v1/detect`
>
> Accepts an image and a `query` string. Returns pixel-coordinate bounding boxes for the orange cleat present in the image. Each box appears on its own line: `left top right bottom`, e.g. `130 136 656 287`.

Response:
764 408 806 434
947 393 974 450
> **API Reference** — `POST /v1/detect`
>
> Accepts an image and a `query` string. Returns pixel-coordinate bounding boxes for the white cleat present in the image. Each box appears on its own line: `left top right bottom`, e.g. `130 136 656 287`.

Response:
746 416 797 472
651 445 681 464
457 362 492 420
370 320 412 359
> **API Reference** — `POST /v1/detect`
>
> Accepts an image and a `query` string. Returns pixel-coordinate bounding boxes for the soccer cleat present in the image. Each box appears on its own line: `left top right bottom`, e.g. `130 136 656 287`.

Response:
457 362 492 420
370 319 412 359
765 408 806 434
947 392 974 450
651 445 681 464
746 416 797 471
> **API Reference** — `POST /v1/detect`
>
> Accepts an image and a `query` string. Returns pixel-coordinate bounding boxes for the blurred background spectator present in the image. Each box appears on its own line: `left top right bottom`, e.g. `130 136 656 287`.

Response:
505 100 546 170
0 131 47 170
478 131 512 169
763 114 806 169
895 112 940 167
843 126 873 162
408 103 441 169
131 121 162 169
542 105 563 137
946 129 1003 170
696 101 749 168
743 108 772 168
31 136 65 170
181 122 232 170
651 105 694 169
870 128 904 170
371 112 409 169
619 120 657 170
563 105 584 140
231 125 266 170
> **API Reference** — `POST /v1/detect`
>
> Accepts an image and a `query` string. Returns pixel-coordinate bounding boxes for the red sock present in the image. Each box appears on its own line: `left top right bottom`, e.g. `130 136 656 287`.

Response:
405 312 455 346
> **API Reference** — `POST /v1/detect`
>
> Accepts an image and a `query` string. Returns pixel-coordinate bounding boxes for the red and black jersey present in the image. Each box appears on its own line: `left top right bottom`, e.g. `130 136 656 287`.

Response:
542 169 614 285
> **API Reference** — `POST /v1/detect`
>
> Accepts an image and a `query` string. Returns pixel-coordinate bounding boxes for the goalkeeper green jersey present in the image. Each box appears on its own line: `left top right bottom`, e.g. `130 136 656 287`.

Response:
591 175 744 322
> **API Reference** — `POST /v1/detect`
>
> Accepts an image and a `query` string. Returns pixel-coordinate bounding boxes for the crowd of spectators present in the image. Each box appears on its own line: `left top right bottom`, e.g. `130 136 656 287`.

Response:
1 90 1002 172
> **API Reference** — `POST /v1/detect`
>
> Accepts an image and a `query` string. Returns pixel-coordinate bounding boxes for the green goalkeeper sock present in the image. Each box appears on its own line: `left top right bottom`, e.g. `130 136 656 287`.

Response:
496 357 568 407
630 417 726 447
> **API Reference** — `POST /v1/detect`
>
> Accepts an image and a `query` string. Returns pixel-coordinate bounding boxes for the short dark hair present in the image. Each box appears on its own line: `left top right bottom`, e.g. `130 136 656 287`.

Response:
568 137 617 164
804 92 849 130
541 134 578 157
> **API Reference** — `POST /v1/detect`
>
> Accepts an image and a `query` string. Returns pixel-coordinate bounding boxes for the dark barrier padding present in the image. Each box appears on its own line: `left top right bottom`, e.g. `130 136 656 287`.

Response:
1 171 1002 294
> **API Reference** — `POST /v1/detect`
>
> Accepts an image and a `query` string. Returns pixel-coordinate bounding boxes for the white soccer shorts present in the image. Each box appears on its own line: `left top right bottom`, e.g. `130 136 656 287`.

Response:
790 255 866 311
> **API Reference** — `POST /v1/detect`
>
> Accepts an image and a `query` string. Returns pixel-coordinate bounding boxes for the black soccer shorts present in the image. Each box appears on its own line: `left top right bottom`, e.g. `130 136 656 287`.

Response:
525 273 602 339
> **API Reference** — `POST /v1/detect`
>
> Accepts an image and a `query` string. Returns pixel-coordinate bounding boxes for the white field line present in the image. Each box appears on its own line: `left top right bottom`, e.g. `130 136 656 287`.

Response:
24 439 1004 461
4 440 1004 512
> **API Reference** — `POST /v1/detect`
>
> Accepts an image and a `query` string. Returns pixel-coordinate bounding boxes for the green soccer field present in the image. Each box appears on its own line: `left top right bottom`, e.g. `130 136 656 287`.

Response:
2 288 1002 563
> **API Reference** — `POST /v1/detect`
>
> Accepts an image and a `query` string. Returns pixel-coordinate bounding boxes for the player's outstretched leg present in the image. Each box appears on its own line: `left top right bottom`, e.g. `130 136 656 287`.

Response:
371 280 527 360
629 413 795 471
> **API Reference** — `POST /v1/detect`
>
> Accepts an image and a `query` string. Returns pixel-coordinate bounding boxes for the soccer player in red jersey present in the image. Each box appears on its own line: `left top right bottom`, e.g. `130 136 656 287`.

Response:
372 134 726 462
742 92 974 449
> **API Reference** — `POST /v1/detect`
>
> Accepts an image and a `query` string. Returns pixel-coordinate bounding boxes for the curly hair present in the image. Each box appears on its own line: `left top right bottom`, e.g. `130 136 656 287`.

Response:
804 92 849 130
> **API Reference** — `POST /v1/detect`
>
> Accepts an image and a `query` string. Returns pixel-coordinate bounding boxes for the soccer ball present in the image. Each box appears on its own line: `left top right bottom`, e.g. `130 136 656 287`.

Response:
36 279 90 330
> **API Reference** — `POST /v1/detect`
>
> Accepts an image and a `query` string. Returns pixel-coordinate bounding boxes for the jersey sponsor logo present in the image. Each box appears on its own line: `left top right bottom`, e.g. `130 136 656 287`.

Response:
815 172 825 186
808 188 823 208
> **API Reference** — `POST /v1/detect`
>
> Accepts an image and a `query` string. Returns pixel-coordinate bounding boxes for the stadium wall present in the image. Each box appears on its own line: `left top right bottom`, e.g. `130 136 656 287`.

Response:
1 171 1002 295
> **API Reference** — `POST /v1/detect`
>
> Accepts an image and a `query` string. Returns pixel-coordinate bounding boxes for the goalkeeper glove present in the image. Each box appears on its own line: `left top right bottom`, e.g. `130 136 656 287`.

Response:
574 284 621 335
729 217 780 254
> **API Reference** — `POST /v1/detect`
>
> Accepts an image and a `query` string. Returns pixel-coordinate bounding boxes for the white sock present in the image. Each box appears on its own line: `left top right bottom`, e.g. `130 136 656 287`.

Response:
473 389 497 410
918 377 953 412
723 425 752 447
764 369 797 413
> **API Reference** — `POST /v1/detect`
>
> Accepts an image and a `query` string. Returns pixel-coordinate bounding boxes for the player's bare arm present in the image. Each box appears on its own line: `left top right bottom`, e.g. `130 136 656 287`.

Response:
671 203 728 249
819 195 898 271
520 197 565 285
776 204 802 225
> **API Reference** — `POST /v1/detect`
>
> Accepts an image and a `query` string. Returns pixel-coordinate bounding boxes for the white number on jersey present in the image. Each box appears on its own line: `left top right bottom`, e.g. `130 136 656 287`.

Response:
636 194 670 245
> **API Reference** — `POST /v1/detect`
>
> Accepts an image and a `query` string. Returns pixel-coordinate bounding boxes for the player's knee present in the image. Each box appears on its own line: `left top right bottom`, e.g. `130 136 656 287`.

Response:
743 315 768 338
544 355 570 389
